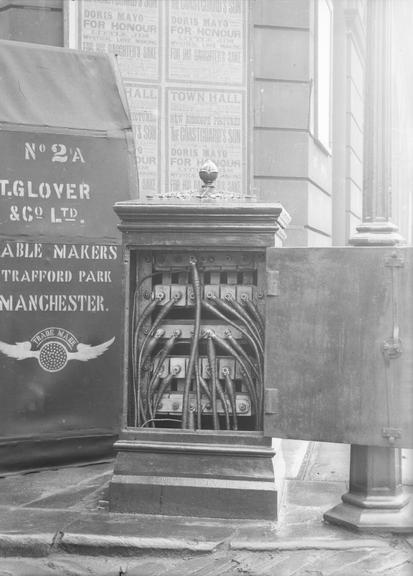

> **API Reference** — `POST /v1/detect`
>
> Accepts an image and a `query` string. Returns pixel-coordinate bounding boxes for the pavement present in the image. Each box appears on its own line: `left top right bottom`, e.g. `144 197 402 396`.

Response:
0 440 412 575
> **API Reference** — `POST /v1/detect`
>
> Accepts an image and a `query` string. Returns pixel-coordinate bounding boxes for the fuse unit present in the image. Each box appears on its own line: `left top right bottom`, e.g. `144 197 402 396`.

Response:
128 250 266 431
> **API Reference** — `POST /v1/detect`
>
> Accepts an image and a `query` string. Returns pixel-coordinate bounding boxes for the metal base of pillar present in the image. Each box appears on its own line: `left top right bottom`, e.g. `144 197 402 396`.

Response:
108 430 277 521
324 488 413 532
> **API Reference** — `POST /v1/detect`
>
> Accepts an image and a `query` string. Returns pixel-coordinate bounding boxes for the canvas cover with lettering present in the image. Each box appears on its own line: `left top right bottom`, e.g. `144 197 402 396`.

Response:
0 40 138 471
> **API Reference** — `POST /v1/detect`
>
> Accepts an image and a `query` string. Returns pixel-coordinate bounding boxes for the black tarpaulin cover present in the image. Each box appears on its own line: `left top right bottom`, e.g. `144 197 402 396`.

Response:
0 39 131 131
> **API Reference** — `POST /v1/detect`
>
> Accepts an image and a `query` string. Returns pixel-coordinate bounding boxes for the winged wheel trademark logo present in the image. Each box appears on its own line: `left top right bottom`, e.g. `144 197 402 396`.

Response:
0 327 115 373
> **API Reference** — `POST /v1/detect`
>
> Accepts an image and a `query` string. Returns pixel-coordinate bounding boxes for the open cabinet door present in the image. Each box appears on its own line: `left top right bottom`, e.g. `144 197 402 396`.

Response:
263 247 413 449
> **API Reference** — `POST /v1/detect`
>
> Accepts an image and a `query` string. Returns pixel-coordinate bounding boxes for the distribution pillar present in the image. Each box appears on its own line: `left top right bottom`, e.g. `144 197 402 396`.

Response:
108 196 290 520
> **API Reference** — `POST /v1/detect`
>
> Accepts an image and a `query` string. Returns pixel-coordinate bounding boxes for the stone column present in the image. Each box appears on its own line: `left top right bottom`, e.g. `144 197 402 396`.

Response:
324 0 411 531
348 0 402 246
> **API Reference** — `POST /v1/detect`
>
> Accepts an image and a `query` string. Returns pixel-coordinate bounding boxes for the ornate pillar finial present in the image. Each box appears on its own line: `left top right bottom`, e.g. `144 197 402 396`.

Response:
198 160 218 198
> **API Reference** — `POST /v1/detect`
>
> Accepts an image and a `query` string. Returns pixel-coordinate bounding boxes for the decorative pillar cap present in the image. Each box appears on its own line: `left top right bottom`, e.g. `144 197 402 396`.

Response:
113 201 291 249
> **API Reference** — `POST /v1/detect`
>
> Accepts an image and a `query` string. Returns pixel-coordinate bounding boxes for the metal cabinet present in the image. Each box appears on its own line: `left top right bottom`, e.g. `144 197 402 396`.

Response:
109 201 289 519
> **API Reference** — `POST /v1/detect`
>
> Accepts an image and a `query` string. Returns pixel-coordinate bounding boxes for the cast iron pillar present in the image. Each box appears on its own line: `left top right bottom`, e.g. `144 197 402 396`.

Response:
108 193 290 521
324 0 412 531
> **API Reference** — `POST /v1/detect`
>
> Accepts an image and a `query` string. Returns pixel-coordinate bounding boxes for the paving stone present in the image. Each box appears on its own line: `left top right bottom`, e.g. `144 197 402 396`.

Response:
59 512 239 555
299 548 375 575
299 442 350 483
280 440 310 479
161 554 234 576
229 550 330 576
0 507 78 535
284 479 347 508
22 475 110 510
385 561 413 576
274 517 353 541
337 548 413 574
1 548 411 576
0 452 410 574
227 550 299 575
0 463 112 509
123 559 180 576
0 556 180 576
0 558 62 576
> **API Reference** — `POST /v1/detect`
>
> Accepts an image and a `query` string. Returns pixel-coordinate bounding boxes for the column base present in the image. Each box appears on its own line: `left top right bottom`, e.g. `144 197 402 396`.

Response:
342 490 410 509
324 488 413 532
108 429 277 521
324 445 412 533
349 220 403 246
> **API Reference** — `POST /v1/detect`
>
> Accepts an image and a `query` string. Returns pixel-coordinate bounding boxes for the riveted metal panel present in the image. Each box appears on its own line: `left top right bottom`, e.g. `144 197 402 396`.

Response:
264 247 413 448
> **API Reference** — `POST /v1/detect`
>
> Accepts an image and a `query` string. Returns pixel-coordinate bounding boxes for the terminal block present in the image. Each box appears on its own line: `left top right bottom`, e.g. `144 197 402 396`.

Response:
128 250 265 431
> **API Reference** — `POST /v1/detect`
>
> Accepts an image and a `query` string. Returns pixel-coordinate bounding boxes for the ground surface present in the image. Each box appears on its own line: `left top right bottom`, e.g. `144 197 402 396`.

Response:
0 441 411 575
0 542 412 576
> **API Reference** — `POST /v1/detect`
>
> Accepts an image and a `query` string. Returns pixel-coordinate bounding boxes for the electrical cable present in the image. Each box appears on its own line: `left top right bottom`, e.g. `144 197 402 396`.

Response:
138 327 165 423
141 328 165 367
146 329 181 416
199 373 212 401
147 372 162 423
206 295 264 392
215 376 231 430
135 268 188 295
135 293 182 426
131 295 161 427
132 258 265 433
194 361 202 430
224 329 261 381
188 407 196 430
222 295 265 421
224 328 263 421
152 366 182 416
133 297 162 349
210 295 264 359
142 417 182 427
225 294 264 349
182 258 201 429
223 367 238 431
132 271 163 352
202 299 264 377
236 296 265 409
241 295 265 335
206 334 219 431
206 329 259 427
